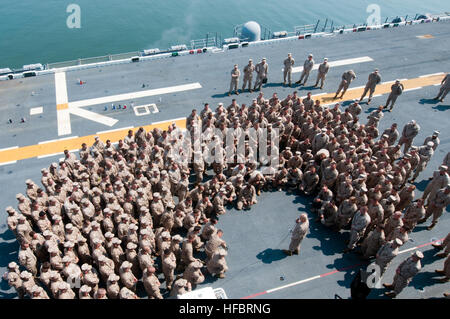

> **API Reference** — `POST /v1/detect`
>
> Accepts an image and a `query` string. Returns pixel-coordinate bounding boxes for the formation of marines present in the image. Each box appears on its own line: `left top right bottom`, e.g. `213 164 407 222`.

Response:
230 53 449 107
3 59 450 299
4 129 233 299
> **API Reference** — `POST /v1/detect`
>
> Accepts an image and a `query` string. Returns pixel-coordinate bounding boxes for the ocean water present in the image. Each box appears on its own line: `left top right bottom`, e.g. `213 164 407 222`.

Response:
0 0 448 68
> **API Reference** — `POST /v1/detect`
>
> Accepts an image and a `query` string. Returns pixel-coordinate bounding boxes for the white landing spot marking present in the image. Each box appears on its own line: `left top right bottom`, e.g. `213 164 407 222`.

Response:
134 105 151 116
30 107 43 115
151 104 159 113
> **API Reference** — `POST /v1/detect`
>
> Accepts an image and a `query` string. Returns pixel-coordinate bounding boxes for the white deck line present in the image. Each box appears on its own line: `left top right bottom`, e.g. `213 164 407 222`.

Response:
419 72 444 78
291 56 373 73
303 92 327 99
403 87 422 92
37 152 64 159
151 117 187 125
256 239 439 297
266 275 321 293
397 246 418 255
57 109 72 136
96 126 134 134
0 146 19 152
69 108 118 127
38 136 79 144
55 72 72 136
0 160 17 166
54 72 68 105
68 82 202 108
384 78 408 84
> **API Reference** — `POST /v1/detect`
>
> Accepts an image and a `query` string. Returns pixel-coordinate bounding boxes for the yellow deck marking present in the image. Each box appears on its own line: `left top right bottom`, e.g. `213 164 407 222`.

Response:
56 103 69 110
0 118 186 163
0 74 444 165
318 74 443 104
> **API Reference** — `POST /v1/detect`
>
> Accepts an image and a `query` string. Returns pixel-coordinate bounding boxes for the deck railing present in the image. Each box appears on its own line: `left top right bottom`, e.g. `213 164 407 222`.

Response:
1 12 449 75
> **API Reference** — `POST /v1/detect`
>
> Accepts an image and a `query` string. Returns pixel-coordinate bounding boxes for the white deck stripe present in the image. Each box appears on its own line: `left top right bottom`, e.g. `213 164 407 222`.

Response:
57 109 72 136
266 275 321 293
68 82 202 108
151 117 187 125
37 152 64 159
291 56 373 73
384 78 408 85
257 239 438 297
96 126 134 134
397 246 418 255
301 92 327 99
403 87 422 92
55 72 72 136
69 108 119 127
54 72 68 105
419 72 444 77
38 136 79 144
0 146 19 152
0 160 17 166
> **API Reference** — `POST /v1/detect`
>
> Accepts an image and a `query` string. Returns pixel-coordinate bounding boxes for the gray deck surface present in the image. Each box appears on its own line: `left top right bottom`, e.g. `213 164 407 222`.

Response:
0 20 449 299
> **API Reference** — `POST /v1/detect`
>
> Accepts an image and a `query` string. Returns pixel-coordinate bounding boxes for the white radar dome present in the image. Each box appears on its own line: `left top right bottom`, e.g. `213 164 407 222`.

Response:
241 21 261 42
